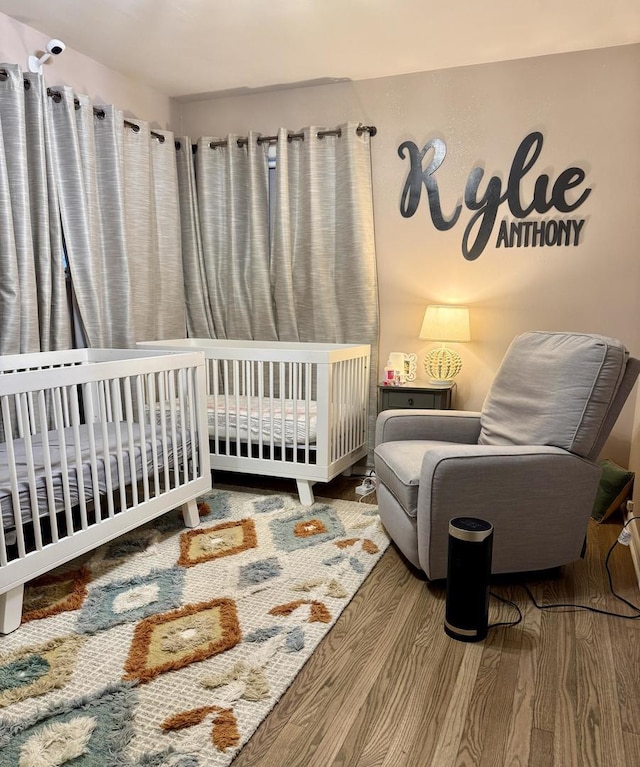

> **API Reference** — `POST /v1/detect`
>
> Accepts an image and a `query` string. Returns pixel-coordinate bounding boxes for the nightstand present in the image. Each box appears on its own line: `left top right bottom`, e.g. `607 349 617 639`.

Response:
378 382 456 412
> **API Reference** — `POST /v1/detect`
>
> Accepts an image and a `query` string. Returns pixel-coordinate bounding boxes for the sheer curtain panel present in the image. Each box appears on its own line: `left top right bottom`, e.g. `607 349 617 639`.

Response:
0 64 70 354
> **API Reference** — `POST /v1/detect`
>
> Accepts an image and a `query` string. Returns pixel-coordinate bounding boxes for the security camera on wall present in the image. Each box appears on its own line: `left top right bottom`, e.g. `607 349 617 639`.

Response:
28 39 66 74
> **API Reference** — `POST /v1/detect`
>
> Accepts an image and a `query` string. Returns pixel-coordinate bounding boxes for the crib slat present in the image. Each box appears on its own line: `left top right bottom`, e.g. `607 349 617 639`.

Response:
109 379 127 513
1 396 26 561
136 375 150 502
123 377 139 507
223 360 231 455
19 393 44 551
158 372 170 487
37 389 59 543
84 381 105 523
178 368 189 483
69 385 89 531
53 387 76 532
168 370 179 490
304 362 311 464
98 381 115 519
147 373 160 498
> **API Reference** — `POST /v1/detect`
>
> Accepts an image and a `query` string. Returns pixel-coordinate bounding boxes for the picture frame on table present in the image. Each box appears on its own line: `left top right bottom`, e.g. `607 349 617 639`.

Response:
388 352 417 383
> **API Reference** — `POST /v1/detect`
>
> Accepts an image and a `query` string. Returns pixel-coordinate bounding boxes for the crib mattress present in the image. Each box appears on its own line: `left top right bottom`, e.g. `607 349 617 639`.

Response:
0 421 188 531
207 395 318 445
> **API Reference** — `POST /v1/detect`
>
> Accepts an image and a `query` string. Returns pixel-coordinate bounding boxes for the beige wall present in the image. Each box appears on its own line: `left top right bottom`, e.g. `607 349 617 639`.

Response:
1 17 638 464
180 44 640 464
0 11 176 129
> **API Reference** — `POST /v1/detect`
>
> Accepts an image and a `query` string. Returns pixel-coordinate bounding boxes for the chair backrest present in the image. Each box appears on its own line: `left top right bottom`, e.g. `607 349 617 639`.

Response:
478 331 637 459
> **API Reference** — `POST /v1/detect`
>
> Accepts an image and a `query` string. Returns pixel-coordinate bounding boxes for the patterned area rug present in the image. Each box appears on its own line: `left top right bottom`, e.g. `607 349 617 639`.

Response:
0 487 389 766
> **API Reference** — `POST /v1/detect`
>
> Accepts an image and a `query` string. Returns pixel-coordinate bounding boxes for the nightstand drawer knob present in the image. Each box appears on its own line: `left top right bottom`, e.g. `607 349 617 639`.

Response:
408 398 414 406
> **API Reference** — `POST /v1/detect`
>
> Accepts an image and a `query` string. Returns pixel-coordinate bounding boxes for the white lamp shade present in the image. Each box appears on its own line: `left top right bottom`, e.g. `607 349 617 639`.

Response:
419 305 471 343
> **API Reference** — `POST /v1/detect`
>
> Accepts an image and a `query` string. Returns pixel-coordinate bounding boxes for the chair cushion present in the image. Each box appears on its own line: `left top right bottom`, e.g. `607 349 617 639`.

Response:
479 331 628 457
374 440 454 517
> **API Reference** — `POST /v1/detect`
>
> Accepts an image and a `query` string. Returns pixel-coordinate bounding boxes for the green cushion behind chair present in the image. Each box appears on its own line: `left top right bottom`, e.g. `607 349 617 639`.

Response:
591 458 634 522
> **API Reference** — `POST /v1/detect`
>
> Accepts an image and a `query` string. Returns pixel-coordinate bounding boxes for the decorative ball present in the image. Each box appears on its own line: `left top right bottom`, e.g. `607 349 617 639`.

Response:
424 348 462 382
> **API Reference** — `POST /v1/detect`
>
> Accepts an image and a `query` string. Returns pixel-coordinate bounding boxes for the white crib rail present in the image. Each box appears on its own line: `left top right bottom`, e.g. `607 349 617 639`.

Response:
206 357 319 466
135 340 370 503
0 350 210 578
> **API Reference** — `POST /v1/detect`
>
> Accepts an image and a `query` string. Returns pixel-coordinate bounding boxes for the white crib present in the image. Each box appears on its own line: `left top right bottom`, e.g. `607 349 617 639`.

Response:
137 340 371 505
0 348 211 634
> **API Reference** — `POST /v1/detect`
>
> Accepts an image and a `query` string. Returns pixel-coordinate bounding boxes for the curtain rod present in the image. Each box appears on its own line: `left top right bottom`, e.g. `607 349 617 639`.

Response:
45 87 167 143
1 73 376 151
211 124 377 150
174 124 377 152
0 73 167 143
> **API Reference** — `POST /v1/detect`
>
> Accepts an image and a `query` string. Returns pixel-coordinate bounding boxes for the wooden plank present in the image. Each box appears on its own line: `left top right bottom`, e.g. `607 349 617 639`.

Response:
224 478 640 767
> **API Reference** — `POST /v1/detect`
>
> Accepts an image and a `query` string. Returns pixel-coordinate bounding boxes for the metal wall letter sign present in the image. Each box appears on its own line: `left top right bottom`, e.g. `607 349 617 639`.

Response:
398 131 591 260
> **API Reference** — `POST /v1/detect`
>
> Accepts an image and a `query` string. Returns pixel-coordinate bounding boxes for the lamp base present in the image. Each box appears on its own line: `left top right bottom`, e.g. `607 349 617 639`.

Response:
424 346 462 383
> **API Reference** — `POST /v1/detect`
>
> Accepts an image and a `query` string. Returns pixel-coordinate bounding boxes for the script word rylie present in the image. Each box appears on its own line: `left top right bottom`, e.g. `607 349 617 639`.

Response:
398 131 591 260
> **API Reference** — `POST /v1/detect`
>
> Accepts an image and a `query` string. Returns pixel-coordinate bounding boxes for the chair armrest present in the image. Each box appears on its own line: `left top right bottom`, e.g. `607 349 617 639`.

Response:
415 444 602 579
375 409 482 446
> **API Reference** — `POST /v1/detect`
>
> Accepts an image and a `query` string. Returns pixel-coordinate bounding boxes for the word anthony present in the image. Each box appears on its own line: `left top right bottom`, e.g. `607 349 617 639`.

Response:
399 131 591 260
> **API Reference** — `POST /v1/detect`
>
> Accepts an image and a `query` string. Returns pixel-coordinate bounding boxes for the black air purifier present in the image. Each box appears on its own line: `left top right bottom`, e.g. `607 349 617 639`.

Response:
444 517 494 643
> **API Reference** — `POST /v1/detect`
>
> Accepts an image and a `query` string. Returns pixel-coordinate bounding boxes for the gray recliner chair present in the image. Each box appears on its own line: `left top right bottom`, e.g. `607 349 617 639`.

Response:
374 331 640 580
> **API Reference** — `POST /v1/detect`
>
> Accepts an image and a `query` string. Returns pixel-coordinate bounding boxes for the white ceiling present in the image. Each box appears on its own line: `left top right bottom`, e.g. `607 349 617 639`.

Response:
2 0 640 100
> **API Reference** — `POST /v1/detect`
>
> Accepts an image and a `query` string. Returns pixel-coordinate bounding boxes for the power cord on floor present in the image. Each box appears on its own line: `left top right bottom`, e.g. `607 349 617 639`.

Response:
488 591 523 629
488 515 640 630
518 515 640 620
354 471 376 502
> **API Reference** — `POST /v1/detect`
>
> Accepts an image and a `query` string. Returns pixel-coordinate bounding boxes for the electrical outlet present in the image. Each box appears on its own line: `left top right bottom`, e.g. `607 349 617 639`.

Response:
356 479 375 496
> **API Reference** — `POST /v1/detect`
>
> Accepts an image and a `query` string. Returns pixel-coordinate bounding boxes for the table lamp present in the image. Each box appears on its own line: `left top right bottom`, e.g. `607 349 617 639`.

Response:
419 305 470 383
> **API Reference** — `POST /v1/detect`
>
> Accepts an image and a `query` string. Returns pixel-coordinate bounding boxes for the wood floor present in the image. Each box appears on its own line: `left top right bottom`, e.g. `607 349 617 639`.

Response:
217 472 640 767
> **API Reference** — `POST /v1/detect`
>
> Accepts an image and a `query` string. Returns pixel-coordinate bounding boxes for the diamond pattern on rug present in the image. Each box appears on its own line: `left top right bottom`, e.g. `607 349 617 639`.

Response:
252 495 286 514
199 490 233 520
2 489 389 767
335 537 380 554
123 598 241 684
102 529 158 561
0 635 86 707
22 566 91 624
0 683 137 766
238 557 282 588
269 599 332 623
76 567 185 634
269 506 345 551
178 518 257 566
162 705 240 752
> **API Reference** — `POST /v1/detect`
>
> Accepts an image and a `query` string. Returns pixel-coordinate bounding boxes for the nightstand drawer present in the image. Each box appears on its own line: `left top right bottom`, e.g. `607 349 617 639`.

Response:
382 390 438 409
378 383 455 412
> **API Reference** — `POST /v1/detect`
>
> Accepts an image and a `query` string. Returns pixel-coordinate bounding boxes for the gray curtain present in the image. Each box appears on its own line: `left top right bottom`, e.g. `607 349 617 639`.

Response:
124 122 185 342
178 121 379 446
47 92 185 347
183 132 276 340
271 122 379 445
176 137 214 338
0 64 71 354
271 123 378 348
